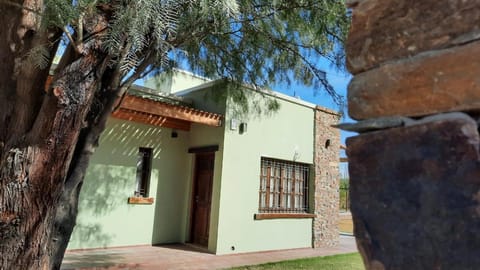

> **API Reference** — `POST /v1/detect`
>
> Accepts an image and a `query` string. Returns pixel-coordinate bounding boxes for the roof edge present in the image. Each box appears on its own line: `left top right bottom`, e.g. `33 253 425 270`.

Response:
315 105 341 116
177 79 325 110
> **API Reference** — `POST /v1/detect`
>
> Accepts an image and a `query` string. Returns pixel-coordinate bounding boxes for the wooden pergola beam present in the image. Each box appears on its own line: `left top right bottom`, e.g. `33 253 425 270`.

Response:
112 108 191 131
120 95 222 127
45 75 223 130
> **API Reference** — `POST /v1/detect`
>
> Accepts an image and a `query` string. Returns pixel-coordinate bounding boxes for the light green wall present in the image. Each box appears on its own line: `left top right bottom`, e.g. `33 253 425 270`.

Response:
181 87 227 253
144 70 210 94
68 82 317 254
68 118 192 249
68 92 226 252
179 84 226 115
150 125 192 244
187 123 225 253
214 91 316 254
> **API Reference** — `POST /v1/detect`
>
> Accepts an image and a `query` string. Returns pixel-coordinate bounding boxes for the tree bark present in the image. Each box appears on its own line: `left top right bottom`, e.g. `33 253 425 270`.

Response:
0 0 159 268
48 81 121 269
0 3 111 269
0 51 110 270
0 56 105 270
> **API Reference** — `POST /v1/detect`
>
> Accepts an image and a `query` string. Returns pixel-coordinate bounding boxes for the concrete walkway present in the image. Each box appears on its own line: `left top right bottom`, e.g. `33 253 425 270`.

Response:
61 235 358 270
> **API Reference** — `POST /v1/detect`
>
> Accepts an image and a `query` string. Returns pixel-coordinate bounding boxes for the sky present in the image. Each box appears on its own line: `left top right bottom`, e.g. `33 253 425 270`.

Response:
138 57 354 176
274 68 355 140
272 61 355 178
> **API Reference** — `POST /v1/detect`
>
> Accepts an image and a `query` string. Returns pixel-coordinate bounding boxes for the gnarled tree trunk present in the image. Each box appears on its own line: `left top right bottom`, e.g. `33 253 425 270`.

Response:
0 2 116 269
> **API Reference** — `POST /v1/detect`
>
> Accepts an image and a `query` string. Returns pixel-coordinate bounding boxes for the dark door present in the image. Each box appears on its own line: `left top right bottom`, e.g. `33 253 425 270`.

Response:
190 152 215 247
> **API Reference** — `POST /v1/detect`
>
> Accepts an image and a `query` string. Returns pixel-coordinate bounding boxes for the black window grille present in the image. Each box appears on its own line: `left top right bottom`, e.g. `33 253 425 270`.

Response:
135 147 153 197
259 157 310 213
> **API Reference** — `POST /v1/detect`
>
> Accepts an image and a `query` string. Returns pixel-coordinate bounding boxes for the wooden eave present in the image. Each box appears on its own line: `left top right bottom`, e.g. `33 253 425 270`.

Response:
112 94 223 131
44 75 222 131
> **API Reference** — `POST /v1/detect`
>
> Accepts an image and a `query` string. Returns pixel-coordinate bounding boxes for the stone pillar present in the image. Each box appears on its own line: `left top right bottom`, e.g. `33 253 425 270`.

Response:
312 107 341 248
345 0 480 268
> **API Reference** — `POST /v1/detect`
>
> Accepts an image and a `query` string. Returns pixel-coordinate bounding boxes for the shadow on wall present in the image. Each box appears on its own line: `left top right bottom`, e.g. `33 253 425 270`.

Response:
81 165 134 216
71 164 135 248
71 119 165 248
99 120 164 159
70 223 114 249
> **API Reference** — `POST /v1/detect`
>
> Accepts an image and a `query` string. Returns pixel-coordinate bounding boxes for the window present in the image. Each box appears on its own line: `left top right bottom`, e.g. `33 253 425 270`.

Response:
259 157 310 213
135 147 153 197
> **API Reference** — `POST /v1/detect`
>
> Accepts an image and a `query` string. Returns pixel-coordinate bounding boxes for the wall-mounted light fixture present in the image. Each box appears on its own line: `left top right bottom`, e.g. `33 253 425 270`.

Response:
239 122 247 134
230 119 238 130
293 147 300 161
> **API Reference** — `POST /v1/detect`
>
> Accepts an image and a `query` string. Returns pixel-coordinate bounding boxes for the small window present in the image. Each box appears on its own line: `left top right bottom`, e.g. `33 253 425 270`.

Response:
135 147 153 197
259 157 310 213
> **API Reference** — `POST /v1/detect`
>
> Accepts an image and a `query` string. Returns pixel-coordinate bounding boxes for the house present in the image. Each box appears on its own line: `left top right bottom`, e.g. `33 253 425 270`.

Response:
67 70 341 254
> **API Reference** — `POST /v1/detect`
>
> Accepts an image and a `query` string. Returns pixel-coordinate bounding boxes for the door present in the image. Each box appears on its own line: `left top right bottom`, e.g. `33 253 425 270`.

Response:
190 152 215 247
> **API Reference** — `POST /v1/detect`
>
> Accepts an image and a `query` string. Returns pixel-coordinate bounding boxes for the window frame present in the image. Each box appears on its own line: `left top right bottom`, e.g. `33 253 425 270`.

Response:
258 157 311 216
135 147 153 198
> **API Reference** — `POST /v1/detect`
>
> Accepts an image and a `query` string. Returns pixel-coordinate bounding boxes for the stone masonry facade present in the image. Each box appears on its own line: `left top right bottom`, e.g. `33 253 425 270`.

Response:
346 0 480 268
312 107 341 248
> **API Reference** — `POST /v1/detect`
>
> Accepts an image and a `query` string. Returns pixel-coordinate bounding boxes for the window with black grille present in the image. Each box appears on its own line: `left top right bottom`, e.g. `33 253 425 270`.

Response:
259 157 310 213
135 147 153 197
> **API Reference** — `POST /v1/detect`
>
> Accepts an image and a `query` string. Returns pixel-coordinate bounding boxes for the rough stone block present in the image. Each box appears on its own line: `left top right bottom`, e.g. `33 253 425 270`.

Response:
347 114 480 269
346 0 480 74
348 41 480 120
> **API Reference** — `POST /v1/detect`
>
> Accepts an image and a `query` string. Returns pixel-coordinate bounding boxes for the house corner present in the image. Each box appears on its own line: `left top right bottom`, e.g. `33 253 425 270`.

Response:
312 107 341 248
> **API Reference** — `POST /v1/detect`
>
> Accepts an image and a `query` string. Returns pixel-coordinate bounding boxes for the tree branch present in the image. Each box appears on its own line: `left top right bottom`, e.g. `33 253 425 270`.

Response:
119 47 156 91
61 26 81 54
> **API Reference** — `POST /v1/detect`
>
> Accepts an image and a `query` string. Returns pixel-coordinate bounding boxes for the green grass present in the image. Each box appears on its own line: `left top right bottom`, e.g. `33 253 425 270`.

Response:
228 253 364 270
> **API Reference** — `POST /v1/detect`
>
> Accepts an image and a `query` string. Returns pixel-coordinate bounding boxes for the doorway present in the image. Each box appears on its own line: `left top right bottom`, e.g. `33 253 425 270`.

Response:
189 152 215 247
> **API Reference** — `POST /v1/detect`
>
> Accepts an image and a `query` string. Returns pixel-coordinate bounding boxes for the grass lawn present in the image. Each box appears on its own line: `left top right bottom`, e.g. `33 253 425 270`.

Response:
228 253 364 270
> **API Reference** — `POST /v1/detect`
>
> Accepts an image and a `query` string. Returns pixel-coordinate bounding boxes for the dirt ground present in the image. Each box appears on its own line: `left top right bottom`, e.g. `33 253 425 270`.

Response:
339 213 353 234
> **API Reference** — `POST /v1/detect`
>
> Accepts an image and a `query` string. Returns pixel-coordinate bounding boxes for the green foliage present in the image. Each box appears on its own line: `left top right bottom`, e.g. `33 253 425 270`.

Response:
25 45 50 69
202 80 280 119
43 0 79 29
339 178 349 211
37 0 350 106
177 0 349 106
340 178 349 189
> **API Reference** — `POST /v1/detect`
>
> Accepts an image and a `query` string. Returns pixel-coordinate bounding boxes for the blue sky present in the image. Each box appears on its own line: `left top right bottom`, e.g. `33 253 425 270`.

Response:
273 65 356 149
272 63 355 178
138 58 354 176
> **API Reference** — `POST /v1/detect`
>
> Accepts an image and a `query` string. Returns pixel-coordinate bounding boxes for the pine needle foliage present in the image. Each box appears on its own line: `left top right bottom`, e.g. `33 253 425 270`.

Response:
25 45 51 69
36 0 349 105
176 0 349 105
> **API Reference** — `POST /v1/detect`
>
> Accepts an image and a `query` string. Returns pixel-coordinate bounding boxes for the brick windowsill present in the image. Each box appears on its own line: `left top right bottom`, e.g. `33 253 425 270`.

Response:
254 213 316 220
128 197 154 205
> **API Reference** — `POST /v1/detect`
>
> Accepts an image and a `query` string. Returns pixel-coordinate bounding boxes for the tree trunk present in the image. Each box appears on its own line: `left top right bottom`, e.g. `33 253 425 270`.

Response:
0 58 103 269
0 0 156 267
0 52 110 269
0 3 111 269
48 87 120 269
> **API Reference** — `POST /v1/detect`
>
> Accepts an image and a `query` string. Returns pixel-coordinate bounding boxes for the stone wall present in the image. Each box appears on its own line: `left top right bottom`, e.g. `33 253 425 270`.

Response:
346 0 480 268
312 107 341 248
